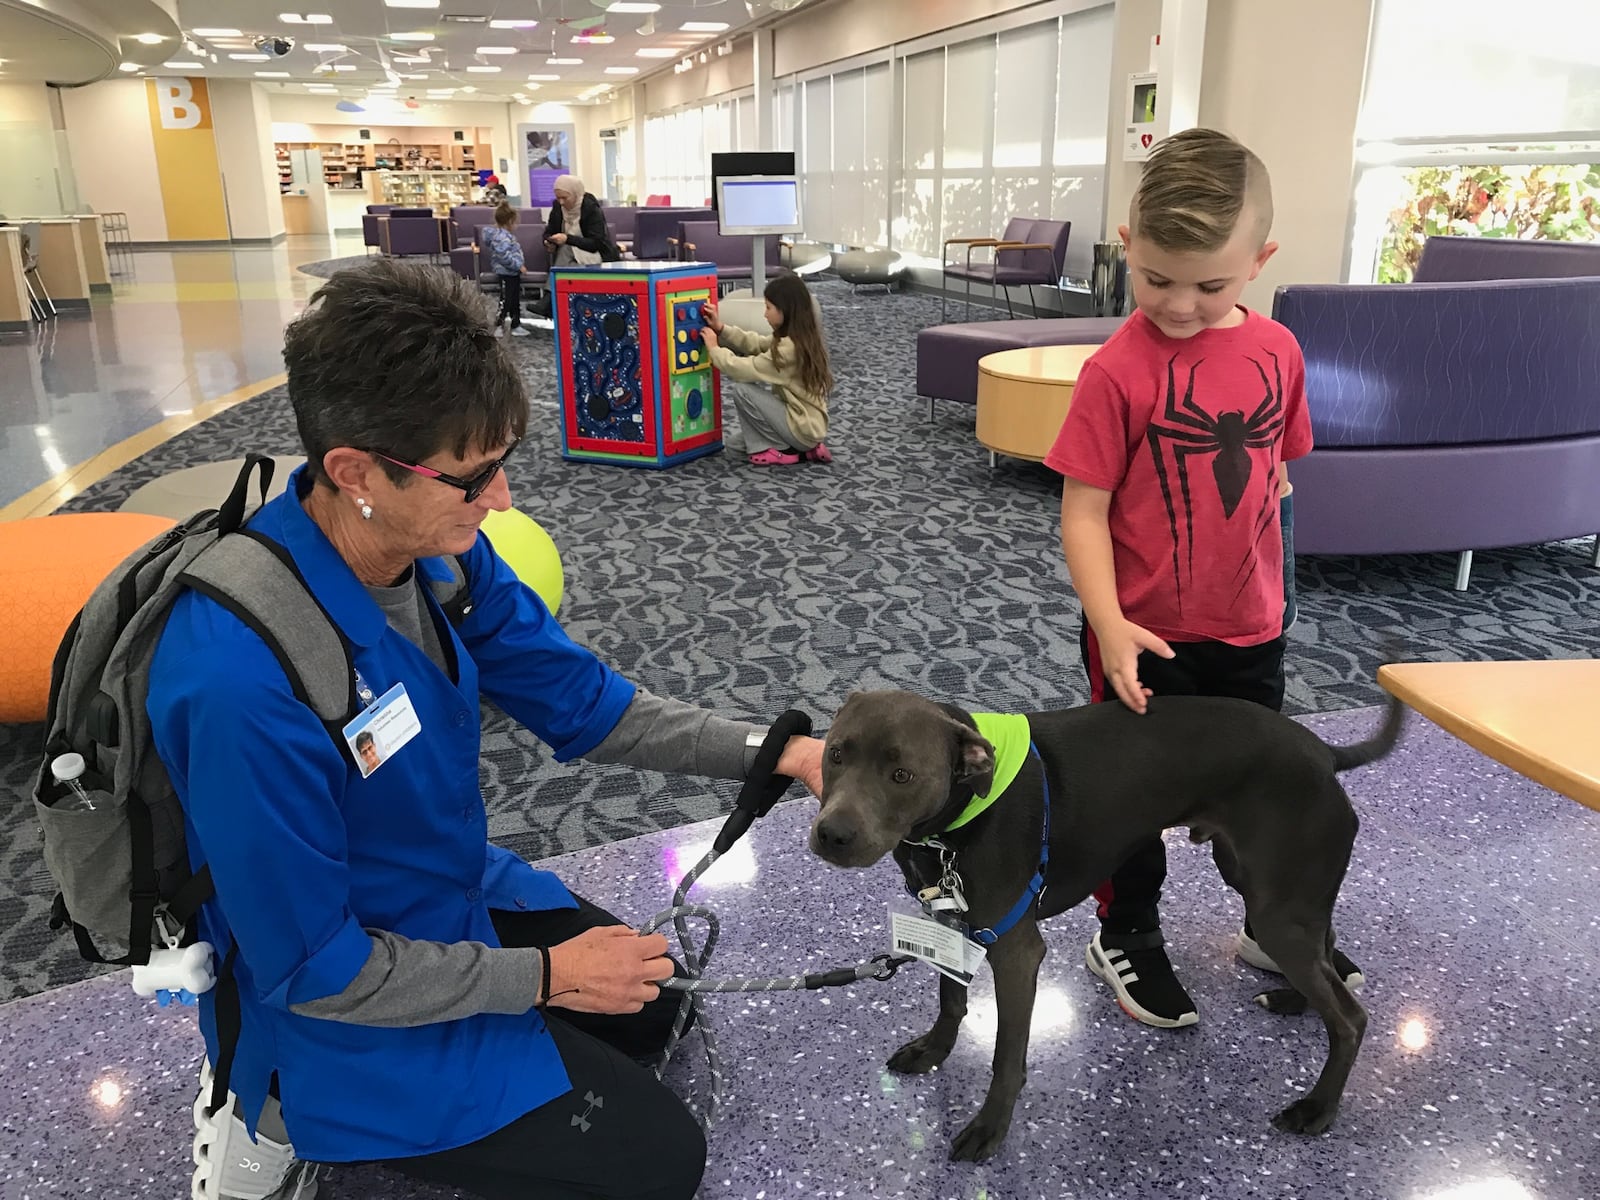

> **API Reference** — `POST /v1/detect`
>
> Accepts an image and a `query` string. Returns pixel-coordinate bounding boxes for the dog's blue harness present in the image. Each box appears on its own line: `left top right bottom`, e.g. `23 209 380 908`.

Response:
968 742 1050 947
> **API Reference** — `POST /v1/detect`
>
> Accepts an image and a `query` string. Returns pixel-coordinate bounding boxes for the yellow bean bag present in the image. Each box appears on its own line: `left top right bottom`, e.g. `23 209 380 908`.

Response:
480 508 563 615
0 512 178 723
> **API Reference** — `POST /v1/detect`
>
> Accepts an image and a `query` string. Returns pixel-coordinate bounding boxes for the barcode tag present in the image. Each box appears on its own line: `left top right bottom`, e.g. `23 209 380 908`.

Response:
890 908 974 979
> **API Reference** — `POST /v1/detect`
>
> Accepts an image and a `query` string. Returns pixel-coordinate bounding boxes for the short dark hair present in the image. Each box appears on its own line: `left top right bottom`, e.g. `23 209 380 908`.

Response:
284 259 529 489
355 730 375 752
1130 128 1274 253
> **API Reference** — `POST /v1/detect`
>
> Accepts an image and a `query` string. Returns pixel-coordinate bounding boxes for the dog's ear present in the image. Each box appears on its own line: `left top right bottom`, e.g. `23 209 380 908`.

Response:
950 723 996 795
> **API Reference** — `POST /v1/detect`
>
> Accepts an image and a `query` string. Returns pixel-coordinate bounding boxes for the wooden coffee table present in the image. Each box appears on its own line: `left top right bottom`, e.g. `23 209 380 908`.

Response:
1377 659 1600 811
975 345 1102 467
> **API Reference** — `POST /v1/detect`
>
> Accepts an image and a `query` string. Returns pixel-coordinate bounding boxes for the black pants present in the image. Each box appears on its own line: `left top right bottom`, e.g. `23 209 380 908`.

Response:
1080 623 1286 937
383 896 705 1200
496 273 523 327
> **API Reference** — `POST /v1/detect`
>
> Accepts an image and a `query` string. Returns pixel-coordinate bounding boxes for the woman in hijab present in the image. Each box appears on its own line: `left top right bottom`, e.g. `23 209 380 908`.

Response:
530 174 618 317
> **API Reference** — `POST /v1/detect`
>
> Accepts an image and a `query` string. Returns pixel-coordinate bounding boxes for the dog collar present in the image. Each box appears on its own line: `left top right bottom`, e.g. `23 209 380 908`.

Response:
942 713 1032 833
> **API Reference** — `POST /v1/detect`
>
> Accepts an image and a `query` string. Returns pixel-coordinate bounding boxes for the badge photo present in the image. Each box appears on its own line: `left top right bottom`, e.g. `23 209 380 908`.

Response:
342 683 423 778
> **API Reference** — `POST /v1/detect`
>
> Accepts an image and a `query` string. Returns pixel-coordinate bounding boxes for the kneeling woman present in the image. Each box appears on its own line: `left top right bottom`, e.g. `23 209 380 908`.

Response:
702 274 833 466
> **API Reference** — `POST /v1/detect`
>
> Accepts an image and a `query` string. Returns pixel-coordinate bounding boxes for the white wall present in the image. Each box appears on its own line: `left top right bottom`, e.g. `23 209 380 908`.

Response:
1103 0 1162 242
1198 0 1374 305
0 81 67 215
59 79 168 240
643 40 754 113
210 81 285 241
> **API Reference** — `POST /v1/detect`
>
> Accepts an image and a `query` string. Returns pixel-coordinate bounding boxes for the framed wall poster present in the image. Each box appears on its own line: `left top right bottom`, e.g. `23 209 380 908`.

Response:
518 123 576 206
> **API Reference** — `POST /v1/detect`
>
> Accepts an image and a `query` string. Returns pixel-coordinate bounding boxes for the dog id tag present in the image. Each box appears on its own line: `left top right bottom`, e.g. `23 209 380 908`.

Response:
889 899 985 987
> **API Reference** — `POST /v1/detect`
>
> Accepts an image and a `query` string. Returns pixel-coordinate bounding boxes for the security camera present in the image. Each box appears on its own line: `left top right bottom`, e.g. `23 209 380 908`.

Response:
254 35 295 57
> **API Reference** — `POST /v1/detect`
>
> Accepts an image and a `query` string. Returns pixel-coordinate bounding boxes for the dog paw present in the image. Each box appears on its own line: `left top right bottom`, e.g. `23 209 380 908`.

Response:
948 1114 1009 1162
887 1034 952 1075
1272 1096 1338 1135
1254 987 1309 1015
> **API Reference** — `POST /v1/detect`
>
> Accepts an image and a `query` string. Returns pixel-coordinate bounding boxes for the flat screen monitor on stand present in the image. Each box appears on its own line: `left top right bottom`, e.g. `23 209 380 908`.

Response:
715 174 802 295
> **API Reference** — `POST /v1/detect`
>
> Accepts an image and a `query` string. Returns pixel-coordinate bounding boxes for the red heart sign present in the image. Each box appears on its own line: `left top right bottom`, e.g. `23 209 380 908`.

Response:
1140 133 1154 149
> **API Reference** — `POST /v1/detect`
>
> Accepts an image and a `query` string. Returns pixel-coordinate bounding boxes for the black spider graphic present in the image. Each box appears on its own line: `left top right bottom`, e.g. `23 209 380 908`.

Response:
1145 351 1285 611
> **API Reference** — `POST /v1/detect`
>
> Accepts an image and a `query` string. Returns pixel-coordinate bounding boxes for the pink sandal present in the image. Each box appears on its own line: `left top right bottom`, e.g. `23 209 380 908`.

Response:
802 442 833 464
749 448 800 466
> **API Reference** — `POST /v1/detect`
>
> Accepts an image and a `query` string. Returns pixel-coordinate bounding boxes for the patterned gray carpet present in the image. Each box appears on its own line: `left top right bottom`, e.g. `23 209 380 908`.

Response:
3 277 1598 1002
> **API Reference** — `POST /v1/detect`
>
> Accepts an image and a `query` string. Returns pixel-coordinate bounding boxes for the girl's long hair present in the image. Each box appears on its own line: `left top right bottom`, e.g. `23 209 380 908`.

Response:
764 274 833 398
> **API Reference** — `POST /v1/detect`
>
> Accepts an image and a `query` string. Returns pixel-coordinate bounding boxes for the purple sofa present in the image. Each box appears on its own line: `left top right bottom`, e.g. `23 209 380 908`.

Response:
1412 234 1600 282
915 316 1126 418
942 217 1072 321
1276 273 1600 586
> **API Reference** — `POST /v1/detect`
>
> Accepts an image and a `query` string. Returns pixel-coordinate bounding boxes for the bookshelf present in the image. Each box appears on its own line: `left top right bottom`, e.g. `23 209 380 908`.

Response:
367 170 475 215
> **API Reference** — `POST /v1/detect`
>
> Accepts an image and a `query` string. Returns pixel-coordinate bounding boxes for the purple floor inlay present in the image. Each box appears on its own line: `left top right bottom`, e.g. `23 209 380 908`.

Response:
3 709 1597 1199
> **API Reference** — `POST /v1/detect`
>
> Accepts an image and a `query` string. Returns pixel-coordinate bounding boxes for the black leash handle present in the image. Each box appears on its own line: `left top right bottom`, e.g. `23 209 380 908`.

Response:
713 709 813 854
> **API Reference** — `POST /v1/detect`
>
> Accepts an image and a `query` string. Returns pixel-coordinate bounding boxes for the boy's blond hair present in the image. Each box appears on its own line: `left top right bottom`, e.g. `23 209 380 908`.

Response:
1130 128 1273 253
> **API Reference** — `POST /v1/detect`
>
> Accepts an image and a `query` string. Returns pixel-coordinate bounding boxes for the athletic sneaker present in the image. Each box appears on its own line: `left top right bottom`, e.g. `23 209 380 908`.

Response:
1085 929 1198 1028
510 325 532 337
192 1064 319 1200
1236 928 1366 988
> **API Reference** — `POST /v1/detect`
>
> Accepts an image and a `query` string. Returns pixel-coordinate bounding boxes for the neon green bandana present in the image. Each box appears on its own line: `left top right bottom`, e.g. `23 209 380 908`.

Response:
942 712 1032 833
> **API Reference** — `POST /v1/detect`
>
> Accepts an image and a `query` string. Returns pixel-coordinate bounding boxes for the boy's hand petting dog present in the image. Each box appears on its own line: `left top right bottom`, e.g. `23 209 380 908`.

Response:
1094 618 1175 714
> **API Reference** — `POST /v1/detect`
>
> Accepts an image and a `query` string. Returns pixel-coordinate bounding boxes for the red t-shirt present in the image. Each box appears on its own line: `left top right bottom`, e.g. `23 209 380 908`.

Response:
1044 308 1312 646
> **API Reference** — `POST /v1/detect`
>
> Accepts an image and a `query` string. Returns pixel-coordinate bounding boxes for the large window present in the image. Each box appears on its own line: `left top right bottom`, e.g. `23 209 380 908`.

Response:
642 94 757 205
783 3 1113 282
1349 0 1600 280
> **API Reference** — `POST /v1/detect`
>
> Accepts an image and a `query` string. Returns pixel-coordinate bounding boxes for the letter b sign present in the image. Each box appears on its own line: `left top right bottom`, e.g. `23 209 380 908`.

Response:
156 79 202 130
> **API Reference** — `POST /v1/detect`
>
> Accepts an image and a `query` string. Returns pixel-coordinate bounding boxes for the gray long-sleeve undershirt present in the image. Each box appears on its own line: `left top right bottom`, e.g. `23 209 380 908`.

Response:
290 570 768 1025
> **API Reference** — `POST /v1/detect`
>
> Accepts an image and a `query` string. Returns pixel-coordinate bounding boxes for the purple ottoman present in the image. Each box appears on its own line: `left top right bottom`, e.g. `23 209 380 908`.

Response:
916 317 1126 416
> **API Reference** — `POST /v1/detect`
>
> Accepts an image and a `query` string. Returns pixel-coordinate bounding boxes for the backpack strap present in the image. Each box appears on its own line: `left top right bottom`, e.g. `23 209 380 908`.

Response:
178 532 358 725
430 554 474 627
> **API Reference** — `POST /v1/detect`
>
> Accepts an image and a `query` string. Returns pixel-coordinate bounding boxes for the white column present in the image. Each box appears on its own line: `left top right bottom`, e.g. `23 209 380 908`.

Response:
1155 0 1207 140
630 84 648 202
751 26 775 148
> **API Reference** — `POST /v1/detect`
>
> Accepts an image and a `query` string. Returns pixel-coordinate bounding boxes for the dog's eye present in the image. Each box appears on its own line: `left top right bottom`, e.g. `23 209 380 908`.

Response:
892 768 913 784
829 747 842 764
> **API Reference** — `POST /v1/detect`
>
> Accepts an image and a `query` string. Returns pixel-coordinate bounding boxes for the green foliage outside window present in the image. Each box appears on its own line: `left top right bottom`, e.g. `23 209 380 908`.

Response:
1377 163 1600 282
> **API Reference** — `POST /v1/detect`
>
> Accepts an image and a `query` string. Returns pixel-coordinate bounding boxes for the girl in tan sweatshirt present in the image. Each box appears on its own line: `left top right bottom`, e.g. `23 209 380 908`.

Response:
702 274 834 466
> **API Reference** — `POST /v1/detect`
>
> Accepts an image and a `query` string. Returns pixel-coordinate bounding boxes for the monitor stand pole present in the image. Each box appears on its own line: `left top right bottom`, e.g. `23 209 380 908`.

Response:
750 235 766 296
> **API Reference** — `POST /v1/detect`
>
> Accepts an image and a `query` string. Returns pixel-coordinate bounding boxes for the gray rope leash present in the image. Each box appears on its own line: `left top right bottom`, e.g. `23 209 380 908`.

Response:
636 724 913 1129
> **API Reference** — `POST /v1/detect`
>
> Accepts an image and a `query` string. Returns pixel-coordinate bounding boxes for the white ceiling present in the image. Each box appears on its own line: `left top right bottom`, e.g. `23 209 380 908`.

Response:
144 0 799 105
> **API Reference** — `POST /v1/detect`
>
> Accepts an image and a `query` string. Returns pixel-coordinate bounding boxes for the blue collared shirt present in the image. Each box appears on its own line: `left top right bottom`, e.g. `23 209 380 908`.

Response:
147 467 635 1161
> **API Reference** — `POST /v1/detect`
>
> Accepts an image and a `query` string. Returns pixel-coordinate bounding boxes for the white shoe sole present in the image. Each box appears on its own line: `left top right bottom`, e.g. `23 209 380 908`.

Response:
1236 931 1366 989
1085 937 1198 1029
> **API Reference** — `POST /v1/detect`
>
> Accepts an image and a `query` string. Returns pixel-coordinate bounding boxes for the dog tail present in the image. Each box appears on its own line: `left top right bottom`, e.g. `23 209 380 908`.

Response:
1328 692 1406 773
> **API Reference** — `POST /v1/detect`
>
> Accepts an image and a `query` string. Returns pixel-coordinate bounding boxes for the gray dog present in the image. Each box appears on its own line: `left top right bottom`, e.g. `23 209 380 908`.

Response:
810 689 1404 1161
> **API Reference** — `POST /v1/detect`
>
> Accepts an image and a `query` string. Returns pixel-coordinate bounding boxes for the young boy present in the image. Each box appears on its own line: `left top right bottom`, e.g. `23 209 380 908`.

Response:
1044 128 1360 1029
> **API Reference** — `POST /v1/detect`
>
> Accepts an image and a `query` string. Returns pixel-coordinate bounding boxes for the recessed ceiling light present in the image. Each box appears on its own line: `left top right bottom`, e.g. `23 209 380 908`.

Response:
547 57 582 65
680 22 729 32
393 53 429 62
571 33 614 44
635 48 675 58
607 2 661 11
135 33 166 44
475 46 517 54
489 19 537 28
604 66 640 74
459 85 477 92
255 70 291 77
163 61 204 69
118 62 142 71
390 32 435 41
229 53 271 61
314 63 357 71
302 43 349 52
525 73 559 80
280 13 335 24
191 28 242 37
465 65 501 72
399 73 428 79
383 0 440 7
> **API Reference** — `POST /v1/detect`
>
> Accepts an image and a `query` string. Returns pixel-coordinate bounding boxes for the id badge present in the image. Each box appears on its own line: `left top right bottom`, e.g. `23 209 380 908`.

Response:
888 896 987 987
343 682 422 778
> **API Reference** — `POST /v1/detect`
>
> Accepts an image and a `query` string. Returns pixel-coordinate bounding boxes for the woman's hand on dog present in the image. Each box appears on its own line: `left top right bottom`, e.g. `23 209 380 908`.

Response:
1096 619 1174 714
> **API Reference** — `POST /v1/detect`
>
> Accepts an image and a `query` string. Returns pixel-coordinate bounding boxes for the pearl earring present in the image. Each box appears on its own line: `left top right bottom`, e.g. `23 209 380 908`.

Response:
357 498 373 521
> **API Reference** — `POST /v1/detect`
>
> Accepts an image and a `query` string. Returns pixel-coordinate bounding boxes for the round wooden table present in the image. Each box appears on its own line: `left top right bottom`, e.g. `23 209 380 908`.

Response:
975 344 1102 467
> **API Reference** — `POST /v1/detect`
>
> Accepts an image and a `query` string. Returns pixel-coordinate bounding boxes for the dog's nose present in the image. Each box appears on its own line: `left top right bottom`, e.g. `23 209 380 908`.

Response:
814 818 856 853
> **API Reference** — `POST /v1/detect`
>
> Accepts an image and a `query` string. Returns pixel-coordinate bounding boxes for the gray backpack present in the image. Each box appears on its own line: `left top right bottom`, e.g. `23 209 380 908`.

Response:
33 455 471 968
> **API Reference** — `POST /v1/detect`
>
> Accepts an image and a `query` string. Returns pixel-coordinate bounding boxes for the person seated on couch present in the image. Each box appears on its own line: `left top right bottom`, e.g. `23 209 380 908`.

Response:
529 175 618 318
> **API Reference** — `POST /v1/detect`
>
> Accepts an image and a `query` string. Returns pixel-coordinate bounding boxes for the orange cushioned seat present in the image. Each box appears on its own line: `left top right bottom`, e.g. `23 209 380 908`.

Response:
0 512 177 723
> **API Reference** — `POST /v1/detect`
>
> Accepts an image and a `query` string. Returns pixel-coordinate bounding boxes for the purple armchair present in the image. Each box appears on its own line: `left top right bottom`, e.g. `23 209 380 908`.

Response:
942 217 1071 321
1275 274 1600 587
670 221 783 290
603 205 640 252
448 205 497 249
450 222 550 298
362 204 395 253
630 207 714 261
379 210 444 259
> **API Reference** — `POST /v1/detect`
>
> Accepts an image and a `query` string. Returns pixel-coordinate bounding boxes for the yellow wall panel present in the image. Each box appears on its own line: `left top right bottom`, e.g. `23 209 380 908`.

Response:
145 78 230 241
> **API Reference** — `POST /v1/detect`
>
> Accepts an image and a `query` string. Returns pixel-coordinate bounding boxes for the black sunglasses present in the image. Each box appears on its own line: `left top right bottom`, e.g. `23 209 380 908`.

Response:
369 437 521 502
